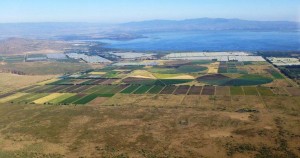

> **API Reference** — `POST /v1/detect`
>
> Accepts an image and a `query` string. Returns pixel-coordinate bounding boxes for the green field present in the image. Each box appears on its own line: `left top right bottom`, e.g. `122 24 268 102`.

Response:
73 94 99 104
123 78 156 85
93 85 119 94
59 95 85 104
257 87 275 96
120 85 141 94
147 85 165 94
243 87 259 95
218 67 227 73
177 65 207 73
82 85 105 93
268 70 285 79
230 86 244 95
133 85 153 94
190 60 213 65
18 93 50 104
0 55 24 63
102 71 120 78
222 74 273 86
149 65 207 74
110 85 128 94
11 93 36 103
156 79 193 85
96 94 115 97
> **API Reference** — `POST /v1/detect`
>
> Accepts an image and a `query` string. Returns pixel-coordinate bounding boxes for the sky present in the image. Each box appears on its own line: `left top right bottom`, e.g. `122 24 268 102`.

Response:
0 0 299 23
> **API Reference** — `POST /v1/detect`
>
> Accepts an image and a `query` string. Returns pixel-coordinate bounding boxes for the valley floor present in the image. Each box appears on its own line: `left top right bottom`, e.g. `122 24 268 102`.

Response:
0 97 299 158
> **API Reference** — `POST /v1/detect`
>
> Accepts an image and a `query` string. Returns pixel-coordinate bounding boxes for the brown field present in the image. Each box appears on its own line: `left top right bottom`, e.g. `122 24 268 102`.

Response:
101 79 119 84
216 86 230 96
244 96 265 109
198 95 215 107
88 97 110 106
162 95 185 107
201 86 216 95
122 77 152 84
285 87 300 96
0 62 93 75
173 85 190 95
270 87 290 96
263 79 292 87
90 79 108 85
230 96 248 109
160 86 177 94
243 64 271 75
181 95 200 107
0 73 56 94
214 95 231 109
187 86 202 95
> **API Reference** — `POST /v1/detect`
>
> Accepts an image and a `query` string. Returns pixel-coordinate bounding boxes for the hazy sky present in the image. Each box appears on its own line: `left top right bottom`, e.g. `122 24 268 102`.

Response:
0 0 299 23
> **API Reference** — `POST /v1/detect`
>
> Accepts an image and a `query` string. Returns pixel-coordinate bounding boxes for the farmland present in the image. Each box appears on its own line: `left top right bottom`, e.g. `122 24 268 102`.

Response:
0 54 299 157
0 59 298 106
147 85 165 94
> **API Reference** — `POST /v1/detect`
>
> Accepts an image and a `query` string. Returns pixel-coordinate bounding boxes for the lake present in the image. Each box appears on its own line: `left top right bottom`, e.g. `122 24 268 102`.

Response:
99 31 300 52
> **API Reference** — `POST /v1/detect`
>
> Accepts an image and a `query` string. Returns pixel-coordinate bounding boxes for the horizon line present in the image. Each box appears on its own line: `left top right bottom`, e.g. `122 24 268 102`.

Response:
0 17 299 24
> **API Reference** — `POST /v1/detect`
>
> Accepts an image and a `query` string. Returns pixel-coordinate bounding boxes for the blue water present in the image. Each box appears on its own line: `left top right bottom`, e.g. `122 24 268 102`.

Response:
100 31 300 51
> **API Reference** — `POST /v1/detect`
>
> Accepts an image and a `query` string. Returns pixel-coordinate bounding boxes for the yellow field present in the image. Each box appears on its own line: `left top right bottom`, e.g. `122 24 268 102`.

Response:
153 73 184 79
37 78 59 85
166 75 195 79
0 93 28 103
33 93 65 104
88 71 107 75
208 62 220 74
130 70 156 79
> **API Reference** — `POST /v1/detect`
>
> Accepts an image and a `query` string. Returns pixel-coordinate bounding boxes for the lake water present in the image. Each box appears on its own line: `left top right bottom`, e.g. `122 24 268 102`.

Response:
100 31 300 52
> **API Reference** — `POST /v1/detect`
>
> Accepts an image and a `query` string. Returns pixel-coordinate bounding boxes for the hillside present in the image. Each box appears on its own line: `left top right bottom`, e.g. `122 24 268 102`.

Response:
0 38 71 55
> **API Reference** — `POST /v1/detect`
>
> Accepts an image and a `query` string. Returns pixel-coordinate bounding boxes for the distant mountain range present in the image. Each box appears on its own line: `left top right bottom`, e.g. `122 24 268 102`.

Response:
120 18 299 32
0 18 298 40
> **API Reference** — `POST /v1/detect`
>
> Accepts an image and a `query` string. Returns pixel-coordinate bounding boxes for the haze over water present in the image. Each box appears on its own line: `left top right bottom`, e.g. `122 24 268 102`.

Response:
100 31 300 52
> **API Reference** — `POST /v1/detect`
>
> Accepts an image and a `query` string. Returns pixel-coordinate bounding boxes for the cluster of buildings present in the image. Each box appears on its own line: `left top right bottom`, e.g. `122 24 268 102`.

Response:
113 61 159 66
109 52 156 60
267 57 300 66
26 53 67 62
66 53 111 63
162 52 265 62
24 51 271 64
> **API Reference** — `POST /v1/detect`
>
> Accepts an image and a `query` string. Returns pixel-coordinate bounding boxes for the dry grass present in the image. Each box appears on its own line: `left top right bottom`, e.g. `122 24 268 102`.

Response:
0 62 92 75
0 73 56 94
0 100 298 157
207 62 220 74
